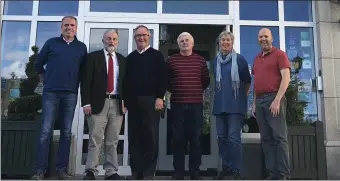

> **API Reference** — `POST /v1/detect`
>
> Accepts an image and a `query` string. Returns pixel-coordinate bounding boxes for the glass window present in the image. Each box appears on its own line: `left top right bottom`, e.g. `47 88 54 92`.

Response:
3 1 33 15
1 21 31 79
38 0 78 16
240 0 278 21
36 22 62 51
285 27 317 121
88 28 129 57
240 26 279 129
90 0 157 13
284 0 313 22
162 1 229 15
1 21 31 119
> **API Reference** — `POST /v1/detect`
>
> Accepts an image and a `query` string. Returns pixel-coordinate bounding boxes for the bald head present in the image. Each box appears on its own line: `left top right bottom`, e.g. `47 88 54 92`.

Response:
258 28 273 53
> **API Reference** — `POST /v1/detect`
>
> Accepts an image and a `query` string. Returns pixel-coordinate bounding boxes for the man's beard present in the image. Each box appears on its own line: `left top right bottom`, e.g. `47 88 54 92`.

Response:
105 45 115 53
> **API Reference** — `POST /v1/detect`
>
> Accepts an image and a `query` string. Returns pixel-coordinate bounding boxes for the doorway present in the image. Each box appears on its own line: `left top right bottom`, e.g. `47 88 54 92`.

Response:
75 22 159 176
157 24 229 171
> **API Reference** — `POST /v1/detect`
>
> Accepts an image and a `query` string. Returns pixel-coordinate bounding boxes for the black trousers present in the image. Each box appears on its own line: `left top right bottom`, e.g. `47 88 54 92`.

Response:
171 103 203 174
127 96 160 178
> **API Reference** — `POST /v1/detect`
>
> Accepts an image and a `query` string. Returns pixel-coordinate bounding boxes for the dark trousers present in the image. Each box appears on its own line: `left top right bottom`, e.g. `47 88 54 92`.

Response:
127 96 160 178
171 103 203 174
255 93 290 177
34 91 78 173
215 113 244 172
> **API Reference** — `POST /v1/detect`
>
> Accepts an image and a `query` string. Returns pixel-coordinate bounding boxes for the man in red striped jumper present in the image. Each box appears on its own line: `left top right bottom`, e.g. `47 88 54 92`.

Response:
167 32 210 180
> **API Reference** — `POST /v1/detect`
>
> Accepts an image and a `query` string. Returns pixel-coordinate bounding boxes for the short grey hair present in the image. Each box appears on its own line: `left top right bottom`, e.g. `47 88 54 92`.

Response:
61 16 78 26
218 31 234 44
177 32 194 44
103 29 119 39
134 25 151 36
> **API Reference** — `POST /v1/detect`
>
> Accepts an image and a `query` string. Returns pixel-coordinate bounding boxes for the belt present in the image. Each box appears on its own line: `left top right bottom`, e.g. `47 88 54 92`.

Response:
105 94 120 99
257 92 277 99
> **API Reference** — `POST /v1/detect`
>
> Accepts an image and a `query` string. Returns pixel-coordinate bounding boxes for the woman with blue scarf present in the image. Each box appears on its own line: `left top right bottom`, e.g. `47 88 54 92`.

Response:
212 31 251 180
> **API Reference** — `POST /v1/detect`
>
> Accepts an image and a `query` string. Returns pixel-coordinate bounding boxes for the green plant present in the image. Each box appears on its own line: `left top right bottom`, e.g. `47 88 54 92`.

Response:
20 46 40 97
202 88 211 135
286 56 308 125
7 46 42 121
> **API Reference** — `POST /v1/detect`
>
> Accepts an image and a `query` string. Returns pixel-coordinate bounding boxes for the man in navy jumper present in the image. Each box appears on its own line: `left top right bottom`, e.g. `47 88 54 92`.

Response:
123 25 167 180
32 16 87 180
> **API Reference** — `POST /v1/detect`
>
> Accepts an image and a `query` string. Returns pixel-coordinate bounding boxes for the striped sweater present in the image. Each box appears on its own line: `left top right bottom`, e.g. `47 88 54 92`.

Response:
167 53 210 103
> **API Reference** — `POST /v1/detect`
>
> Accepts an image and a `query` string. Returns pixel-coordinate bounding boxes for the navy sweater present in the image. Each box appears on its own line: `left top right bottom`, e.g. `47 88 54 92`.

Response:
35 35 87 93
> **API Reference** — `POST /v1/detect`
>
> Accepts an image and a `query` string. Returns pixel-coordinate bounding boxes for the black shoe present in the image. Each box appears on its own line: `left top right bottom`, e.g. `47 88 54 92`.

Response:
31 171 44 180
83 171 96 180
277 175 289 180
57 170 73 180
128 172 143 180
105 173 124 180
213 168 232 180
171 172 185 180
264 173 278 180
227 171 242 180
190 171 201 180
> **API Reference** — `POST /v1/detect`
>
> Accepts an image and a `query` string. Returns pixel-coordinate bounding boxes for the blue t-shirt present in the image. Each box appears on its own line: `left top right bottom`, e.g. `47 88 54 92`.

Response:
35 35 87 94
212 54 251 115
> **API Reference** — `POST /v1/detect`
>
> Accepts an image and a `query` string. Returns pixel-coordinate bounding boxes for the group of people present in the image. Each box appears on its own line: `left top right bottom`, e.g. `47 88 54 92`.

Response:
31 16 291 180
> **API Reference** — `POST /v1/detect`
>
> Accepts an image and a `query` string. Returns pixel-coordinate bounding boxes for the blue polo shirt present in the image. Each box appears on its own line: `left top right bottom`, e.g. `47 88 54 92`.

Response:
35 35 87 94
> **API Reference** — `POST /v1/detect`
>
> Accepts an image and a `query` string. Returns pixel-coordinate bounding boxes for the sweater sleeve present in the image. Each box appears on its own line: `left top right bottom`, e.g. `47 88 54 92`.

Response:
201 58 210 90
35 39 51 74
166 57 173 93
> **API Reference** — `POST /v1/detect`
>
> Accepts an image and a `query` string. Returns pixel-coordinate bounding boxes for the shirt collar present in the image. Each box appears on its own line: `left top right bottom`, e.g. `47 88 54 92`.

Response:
60 34 76 44
103 48 116 57
260 46 277 57
137 45 151 54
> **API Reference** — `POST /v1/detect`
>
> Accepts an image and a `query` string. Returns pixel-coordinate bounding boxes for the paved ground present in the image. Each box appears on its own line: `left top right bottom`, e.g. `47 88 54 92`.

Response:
45 176 213 180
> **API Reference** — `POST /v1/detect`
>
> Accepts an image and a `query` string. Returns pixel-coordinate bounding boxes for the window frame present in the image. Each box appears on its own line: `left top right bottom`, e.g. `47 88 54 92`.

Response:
232 0 320 139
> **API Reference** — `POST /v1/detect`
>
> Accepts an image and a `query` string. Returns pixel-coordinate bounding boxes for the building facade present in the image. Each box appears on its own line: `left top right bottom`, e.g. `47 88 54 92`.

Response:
0 0 339 179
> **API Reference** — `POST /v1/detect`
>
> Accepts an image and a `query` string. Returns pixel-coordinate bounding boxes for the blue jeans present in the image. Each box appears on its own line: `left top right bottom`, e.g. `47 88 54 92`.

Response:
171 103 203 174
34 91 78 173
215 113 244 172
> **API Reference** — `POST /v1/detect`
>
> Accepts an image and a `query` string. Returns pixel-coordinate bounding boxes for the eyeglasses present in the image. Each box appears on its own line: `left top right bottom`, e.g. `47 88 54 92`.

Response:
134 34 149 38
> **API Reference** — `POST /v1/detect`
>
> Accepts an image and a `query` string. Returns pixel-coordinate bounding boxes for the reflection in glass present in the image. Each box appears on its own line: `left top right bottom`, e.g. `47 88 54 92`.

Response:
162 1 229 15
89 28 129 57
4 1 33 15
240 0 278 21
90 0 157 13
1 21 31 79
132 29 154 51
36 22 62 51
285 27 317 122
240 26 279 123
284 0 313 22
38 1 78 16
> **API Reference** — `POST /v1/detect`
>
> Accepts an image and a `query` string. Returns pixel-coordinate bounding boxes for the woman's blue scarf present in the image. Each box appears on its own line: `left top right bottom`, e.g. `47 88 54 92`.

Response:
215 49 240 98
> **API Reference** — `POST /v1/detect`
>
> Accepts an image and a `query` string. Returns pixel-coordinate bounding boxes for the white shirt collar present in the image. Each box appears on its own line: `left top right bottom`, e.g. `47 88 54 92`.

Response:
137 45 151 54
63 37 74 44
103 48 116 57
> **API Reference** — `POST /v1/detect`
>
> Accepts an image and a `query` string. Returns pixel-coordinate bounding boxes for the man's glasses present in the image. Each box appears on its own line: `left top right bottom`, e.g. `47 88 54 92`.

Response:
134 34 149 38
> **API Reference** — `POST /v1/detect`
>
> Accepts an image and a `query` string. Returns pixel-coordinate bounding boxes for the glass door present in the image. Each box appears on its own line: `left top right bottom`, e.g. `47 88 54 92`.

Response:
75 22 159 176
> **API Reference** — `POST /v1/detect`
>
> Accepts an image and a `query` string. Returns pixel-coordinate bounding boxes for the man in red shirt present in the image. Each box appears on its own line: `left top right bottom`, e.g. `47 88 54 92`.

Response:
167 32 210 180
251 28 291 180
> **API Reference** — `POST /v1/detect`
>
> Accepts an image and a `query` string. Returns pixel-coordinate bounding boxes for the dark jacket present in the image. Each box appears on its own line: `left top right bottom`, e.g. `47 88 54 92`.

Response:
80 49 127 115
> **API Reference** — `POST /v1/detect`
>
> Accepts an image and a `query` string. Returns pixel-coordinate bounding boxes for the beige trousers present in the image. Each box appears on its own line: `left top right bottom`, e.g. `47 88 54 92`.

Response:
85 98 123 176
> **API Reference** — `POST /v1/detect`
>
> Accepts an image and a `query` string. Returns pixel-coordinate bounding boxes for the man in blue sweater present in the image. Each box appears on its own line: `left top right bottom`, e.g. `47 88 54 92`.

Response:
32 16 87 180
